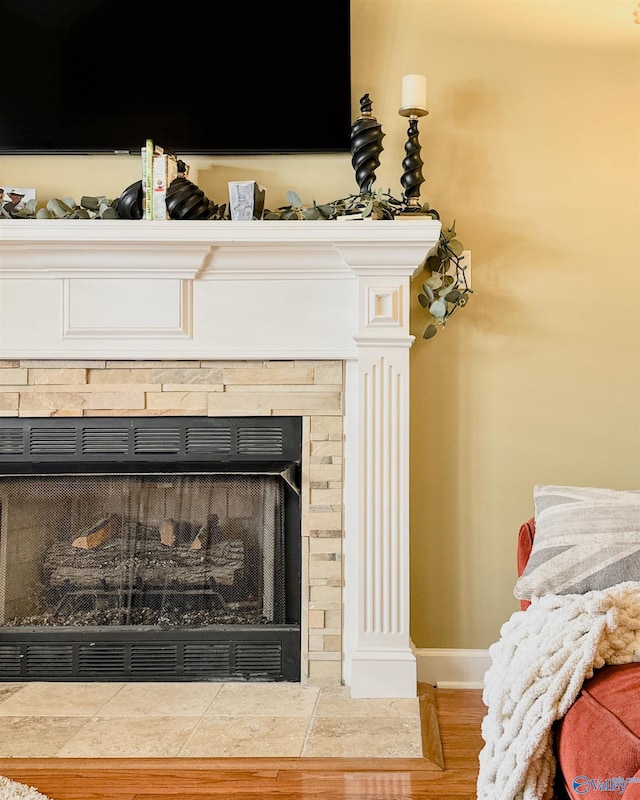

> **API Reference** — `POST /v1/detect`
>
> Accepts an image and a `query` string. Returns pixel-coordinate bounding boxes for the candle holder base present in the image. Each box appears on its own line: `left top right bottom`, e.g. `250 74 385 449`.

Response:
399 106 429 119
395 209 432 219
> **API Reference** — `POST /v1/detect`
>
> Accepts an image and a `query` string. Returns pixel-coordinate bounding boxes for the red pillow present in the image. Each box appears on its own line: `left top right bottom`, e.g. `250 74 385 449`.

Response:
516 517 535 610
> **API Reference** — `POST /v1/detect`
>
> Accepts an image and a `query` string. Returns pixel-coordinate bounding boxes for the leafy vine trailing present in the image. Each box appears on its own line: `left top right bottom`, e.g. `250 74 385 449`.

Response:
263 189 472 340
0 185 471 341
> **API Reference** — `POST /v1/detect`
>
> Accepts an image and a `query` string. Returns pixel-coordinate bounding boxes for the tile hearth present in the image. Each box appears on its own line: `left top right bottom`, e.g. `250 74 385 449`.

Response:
0 682 424 759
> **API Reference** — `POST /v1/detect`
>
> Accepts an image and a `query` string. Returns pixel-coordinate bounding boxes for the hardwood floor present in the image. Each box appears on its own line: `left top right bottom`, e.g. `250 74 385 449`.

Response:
0 688 486 800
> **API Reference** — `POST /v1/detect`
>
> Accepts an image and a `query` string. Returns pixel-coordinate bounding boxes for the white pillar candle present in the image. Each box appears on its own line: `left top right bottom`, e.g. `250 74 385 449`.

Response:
401 74 427 110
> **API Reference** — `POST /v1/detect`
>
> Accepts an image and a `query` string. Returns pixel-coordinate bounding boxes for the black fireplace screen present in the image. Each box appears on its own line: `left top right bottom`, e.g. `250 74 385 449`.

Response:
1 473 284 630
0 416 302 682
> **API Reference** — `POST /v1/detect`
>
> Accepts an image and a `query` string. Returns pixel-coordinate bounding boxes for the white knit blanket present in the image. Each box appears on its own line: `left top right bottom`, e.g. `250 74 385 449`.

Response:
477 581 640 800
0 776 53 800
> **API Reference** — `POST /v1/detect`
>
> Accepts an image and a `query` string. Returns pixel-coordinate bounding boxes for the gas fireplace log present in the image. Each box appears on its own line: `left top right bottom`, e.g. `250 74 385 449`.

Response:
71 515 120 550
44 537 246 589
143 539 244 585
160 519 201 547
190 514 223 551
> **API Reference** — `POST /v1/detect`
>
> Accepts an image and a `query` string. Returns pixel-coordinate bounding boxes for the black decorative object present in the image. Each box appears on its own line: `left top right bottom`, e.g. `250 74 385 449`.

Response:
165 161 213 220
116 162 222 221
116 180 144 220
399 117 425 209
349 94 385 194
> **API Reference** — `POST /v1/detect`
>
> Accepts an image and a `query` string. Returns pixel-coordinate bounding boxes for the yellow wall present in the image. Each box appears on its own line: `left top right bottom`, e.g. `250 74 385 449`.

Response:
1 1 638 649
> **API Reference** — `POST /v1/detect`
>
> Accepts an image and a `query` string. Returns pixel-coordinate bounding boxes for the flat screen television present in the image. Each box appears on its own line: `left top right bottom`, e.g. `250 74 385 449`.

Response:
0 1 351 156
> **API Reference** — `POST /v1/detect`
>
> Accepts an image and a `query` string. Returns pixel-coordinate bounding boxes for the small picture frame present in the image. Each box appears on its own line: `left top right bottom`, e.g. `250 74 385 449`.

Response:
228 181 266 221
0 186 36 214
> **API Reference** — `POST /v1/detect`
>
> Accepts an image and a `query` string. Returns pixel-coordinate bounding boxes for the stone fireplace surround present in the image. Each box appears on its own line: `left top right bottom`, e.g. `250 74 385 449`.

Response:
0 218 442 699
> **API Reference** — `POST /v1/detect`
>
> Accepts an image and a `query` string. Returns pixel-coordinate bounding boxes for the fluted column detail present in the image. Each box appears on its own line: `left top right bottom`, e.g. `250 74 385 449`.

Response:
346 271 417 698
362 355 406 636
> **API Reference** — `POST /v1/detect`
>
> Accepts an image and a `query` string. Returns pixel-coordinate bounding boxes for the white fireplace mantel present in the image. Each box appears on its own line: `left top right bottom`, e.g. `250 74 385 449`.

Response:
0 219 440 360
0 217 441 698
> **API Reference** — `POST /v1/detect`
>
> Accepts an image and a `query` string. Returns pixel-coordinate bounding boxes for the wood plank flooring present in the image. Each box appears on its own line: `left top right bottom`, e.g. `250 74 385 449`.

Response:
0 688 486 800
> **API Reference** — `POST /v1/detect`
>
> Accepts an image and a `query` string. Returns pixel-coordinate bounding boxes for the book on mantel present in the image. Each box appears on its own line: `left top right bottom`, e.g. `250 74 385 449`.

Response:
141 139 178 220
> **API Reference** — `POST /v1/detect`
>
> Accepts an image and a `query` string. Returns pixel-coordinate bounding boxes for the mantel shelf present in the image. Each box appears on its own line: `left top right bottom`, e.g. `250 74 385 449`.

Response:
0 218 441 280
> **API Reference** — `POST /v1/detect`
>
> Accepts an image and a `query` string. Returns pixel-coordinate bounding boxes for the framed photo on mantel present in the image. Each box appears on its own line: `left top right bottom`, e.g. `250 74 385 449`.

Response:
0 186 36 213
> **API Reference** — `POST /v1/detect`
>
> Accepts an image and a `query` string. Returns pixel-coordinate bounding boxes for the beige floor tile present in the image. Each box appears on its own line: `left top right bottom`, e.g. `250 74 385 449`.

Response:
207 682 320 717
0 717 90 757
54 716 200 758
302 716 423 758
0 682 124 717
315 686 420 718
181 715 310 757
97 682 223 716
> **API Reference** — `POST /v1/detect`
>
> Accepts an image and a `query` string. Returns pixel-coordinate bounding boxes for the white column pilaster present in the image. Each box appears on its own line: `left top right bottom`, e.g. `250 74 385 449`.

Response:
347 270 417 698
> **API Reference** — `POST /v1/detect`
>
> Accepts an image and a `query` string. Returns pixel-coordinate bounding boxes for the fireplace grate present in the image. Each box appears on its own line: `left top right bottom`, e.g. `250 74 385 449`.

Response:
0 417 300 466
0 629 299 681
82 428 129 455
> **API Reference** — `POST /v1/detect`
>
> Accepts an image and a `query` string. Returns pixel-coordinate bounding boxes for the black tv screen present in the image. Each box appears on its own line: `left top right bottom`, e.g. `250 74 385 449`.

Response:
0 1 351 155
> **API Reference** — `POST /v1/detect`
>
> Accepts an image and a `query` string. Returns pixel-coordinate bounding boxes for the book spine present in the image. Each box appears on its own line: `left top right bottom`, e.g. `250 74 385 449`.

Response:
143 138 154 220
152 153 178 220
140 146 146 215
152 153 166 220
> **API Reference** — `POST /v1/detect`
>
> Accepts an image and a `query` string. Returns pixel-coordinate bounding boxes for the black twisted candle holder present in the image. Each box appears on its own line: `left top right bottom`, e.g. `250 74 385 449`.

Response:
400 118 424 207
350 93 385 194
399 107 428 210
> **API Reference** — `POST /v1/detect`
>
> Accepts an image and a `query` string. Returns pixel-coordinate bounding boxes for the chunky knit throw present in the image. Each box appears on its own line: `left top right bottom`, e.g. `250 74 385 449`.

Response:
477 581 640 800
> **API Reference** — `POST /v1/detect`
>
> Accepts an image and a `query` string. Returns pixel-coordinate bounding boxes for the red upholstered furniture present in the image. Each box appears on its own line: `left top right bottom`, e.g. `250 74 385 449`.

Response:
518 518 640 800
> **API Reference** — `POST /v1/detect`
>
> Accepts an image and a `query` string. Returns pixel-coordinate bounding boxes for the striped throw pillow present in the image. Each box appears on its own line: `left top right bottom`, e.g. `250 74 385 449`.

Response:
514 484 640 600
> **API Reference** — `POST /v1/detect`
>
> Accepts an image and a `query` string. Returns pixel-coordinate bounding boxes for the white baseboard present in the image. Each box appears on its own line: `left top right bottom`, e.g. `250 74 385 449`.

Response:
415 648 490 689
